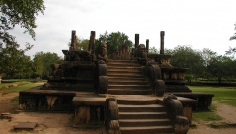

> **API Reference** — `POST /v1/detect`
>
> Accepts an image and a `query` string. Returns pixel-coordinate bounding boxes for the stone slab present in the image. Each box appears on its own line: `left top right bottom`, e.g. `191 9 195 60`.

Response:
14 122 37 130
73 96 106 105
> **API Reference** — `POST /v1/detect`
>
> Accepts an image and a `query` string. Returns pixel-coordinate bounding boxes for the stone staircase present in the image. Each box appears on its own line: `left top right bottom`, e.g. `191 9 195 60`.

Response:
107 60 174 134
107 60 152 95
117 97 174 134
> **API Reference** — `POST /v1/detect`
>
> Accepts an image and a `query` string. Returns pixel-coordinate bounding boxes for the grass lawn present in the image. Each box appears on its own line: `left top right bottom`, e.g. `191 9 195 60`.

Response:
0 79 45 94
3 82 45 94
189 86 236 106
189 85 236 123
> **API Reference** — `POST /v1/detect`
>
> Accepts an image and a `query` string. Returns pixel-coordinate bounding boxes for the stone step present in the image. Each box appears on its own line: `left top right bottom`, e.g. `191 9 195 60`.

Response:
108 63 140 67
108 85 150 90
107 71 143 76
118 104 165 112
107 67 142 71
108 77 146 81
119 119 172 127
120 126 174 134
107 60 138 64
107 68 142 72
109 81 149 85
117 98 158 105
107 74 144 78
118 112 168 119
107 89 152 95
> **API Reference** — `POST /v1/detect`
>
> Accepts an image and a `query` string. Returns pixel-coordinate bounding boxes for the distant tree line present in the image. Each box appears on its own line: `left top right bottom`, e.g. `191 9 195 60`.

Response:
0 48 62 79
149 45 236 84
0 31 235 84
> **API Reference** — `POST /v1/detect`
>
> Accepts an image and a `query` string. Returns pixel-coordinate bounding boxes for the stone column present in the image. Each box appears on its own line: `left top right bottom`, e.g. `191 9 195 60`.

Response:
89 31 96 54
70 30 77 50
160 31 165 54
146 39 149 54
135 34 139 49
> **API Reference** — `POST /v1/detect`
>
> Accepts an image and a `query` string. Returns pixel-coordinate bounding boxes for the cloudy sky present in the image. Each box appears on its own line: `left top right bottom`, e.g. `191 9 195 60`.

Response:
10 0 236 58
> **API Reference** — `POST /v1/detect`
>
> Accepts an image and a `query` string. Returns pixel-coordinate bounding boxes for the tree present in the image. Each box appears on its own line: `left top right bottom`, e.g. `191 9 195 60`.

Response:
207 55 235 84
68 36 90 51
149 47 158 54
0 0 45 79
33 52 62 79
230 23 236 40
0 0 45 45
0 43 31 78
227 23 236 55
97 31 133 57
169 45 205 83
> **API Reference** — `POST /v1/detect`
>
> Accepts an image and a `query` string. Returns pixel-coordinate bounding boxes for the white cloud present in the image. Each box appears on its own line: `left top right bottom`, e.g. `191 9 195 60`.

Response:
9 0 236 58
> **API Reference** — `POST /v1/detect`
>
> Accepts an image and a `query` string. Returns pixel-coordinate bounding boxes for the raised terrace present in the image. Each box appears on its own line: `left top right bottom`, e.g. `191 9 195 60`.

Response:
19 30 213 134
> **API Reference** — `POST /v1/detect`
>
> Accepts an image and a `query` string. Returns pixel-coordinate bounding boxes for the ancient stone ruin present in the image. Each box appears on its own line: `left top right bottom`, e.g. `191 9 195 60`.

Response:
19 30 214 134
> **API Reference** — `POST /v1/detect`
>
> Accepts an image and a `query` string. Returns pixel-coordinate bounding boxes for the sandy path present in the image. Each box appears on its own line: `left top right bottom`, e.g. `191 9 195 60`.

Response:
189 101 236 134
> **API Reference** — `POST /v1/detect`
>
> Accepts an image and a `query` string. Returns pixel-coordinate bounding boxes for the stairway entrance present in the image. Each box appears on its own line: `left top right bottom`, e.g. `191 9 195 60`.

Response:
107 60 151 95
106 60 174 134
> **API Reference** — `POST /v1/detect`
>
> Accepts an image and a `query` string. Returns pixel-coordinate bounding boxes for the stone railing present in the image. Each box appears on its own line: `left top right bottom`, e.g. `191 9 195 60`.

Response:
144 60 165 96
163 94 189 134
95 60 108 94
105 98 120 134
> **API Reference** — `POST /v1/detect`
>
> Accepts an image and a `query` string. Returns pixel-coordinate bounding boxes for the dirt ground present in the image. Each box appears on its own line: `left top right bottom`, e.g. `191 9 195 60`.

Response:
1 91 236 134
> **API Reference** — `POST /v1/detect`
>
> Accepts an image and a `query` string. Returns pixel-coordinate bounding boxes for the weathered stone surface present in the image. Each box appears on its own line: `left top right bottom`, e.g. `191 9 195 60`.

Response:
97 42 107 61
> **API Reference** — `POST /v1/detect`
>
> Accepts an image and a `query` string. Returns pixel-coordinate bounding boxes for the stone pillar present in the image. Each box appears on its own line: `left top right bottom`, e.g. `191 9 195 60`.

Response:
146 39 149 54
89 31 96 54
135 34 139 49
70 30 77 50
160 31 165 54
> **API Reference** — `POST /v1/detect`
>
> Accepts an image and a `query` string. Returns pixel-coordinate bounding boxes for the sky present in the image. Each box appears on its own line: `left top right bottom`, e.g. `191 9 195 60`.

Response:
9 0 236 58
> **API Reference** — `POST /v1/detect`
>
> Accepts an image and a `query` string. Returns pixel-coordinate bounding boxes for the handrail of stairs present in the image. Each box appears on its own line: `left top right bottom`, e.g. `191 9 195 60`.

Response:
144 60 165 96
164 94 189 134
105 97 121 134
95 60 108 94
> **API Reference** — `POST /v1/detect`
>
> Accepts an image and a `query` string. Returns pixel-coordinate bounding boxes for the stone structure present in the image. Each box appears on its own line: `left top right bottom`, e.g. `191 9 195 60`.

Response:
111 43 130 60
97 42 107 61
146 31 214 109
18 30 216 134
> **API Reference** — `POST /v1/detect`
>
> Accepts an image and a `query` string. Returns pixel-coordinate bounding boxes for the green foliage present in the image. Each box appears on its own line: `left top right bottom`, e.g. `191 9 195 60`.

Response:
97 31 133 57
0 0 45 78
169 45 205 81
229 23 236 41
207 55 236 84
33 51 62 78
148 47 158 54
0 43 32 78
0 0 45 44
68 36 89 51
227 23 236 55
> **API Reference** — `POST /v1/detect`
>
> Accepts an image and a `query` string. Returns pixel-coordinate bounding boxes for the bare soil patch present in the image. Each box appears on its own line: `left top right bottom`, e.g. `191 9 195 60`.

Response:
1 90 236 134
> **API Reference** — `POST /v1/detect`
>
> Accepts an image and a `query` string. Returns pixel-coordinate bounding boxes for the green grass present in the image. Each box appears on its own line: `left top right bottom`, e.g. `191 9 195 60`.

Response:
189 86 236 106
0 79 34 88
189 85 236 123
193 104 222 122
2 82 44 94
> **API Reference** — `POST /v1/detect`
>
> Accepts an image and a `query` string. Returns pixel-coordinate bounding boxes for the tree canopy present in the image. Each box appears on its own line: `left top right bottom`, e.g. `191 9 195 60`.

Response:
0 0 45 45
33 52 62 78
97 31 133 57
227 23 236 55
67 36 89 51
0 0 45 78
